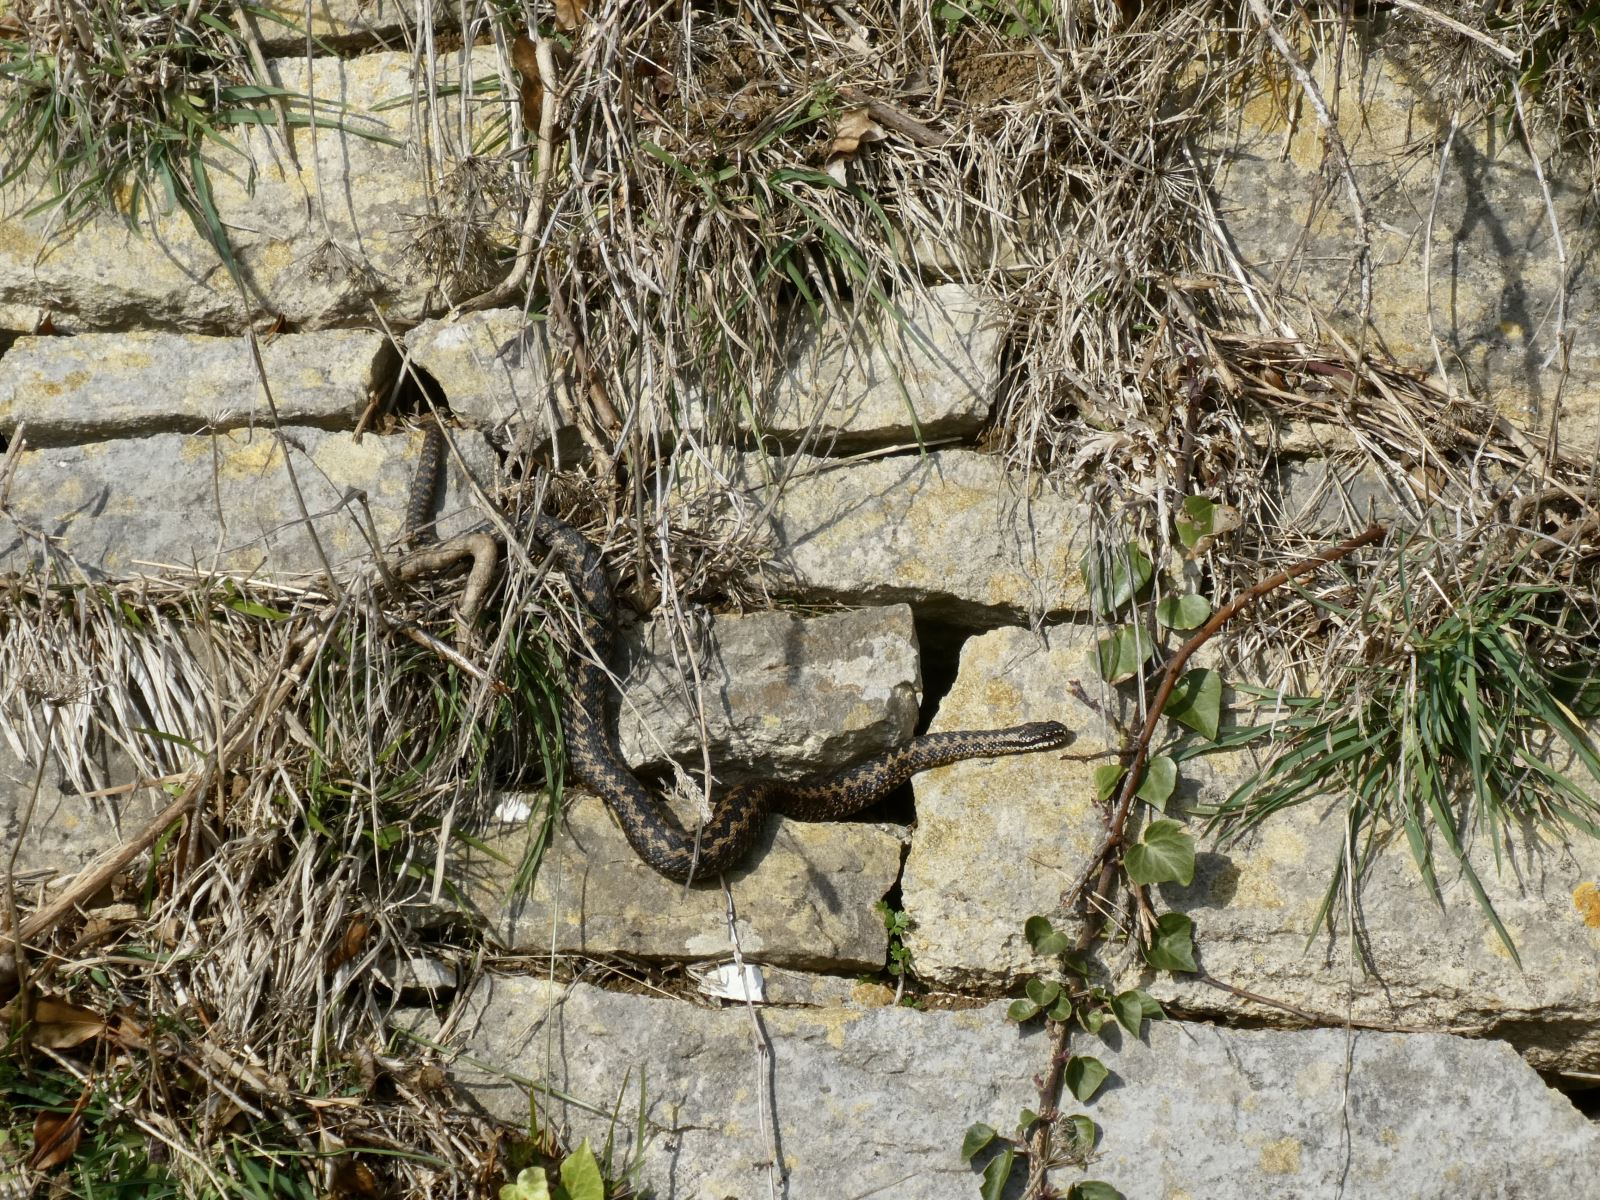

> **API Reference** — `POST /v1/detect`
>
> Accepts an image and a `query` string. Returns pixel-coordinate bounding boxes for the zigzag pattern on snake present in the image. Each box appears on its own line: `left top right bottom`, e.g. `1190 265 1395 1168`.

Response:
404 415 1072 880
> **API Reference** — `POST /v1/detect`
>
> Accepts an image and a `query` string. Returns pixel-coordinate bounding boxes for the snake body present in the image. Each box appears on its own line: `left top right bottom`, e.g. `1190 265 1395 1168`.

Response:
404 417 1072 880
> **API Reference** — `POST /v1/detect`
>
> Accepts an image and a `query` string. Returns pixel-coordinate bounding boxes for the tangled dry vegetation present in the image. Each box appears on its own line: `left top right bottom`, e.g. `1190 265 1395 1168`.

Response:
3 0 1599 1195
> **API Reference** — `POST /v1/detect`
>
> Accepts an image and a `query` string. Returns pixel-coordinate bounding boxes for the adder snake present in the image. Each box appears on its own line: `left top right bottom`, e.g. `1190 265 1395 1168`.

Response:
405 416 1071 880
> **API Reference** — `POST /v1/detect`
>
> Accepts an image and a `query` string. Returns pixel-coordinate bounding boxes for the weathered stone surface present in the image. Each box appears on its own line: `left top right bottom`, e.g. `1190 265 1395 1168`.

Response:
1273 454 1409 534
901 624 1102 986
0 329 388 446
1205 40 1600 454
758 285 1000 449
753 449 1090 625
402 309 559 442
615 604 921 774
904 623 1600 1073
440 979 1600 1199
454 793 902 970
0 740 146 883
252 0 429 53
1138 751 1600 1076
0 49 507 332
0 426 494 578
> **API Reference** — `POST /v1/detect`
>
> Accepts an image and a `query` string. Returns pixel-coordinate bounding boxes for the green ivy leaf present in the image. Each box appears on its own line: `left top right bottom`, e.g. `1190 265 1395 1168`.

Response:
1064 1055 1109 1102
1018 1108 1039 1132
1166 668 1222 740
1135 755 1177 807
1061 1114 1098 1155
1095 624 1154 683
961 1123 997 1161
1068 1183 1126 1200
1007 998 1041 1022
500 1168 551 1200
1110 990 1147 1037
1126 987 1165 1020
1123 819 1196 886
1046 994 1075 1022
1061 950 1095 977
1025 916 1071 957
980 1145 1016 1200
1025 978 1061 1009
558 1141 603 1200
1145 912 1198 973
1078 1007 1108 1034
1082 542 1153 615
1155 591 1211 630
1093 762 1124 803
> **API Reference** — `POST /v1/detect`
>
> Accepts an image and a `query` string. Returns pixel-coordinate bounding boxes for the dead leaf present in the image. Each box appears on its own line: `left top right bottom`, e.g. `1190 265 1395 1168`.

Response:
3 998 107 1050
830 107 885 158
327 915 372 973
553 0 588 31
29 1094 87 1170
330 1158 382 1198
511 35 543 132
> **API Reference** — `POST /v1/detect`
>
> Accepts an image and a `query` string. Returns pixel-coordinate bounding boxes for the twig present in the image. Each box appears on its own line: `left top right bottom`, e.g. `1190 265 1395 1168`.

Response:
1023 523 1386 1200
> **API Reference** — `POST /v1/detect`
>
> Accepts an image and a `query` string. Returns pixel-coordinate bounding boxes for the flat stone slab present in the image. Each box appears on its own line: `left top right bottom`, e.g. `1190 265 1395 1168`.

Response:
1142 756 1600 1077
0 329 388 447
753 449 1091 625
0 49 504 332
757 284 1000 449
1 425 494 579
615 603 922 773
1203 45 1599 455
455 604 919 968
440 978 1600 1199
455 793 902 970
403 310 562 444
903 623 1600 1073
900 624 1103 987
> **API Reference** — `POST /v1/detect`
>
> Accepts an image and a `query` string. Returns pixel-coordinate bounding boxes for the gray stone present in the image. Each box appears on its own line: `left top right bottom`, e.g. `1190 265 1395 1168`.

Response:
0 329 388 447
615 604 922 775
0 739 149 884
439 979 1600 1199
900 624 1104 987
758 285 1000 450
0 49 508 332
402 309 561 443
1272 454 1409 534
753 449 1091 625
454 792 902 970
0 425 495 578
454 604 918 968
904 623 1600 1074
251 0 429 53
1203 40 1600 456
1138 751 1600 1077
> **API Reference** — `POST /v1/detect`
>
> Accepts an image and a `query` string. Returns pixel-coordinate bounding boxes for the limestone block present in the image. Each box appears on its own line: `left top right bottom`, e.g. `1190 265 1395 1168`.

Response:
0 426 494 578
438 979 1600 1199
0 329 388 446
0 49 509 331
753 449 1091 625
758 284 1001 449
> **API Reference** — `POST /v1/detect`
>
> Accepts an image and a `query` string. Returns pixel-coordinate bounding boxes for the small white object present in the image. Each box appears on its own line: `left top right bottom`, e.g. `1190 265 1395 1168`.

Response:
689 960 767 1003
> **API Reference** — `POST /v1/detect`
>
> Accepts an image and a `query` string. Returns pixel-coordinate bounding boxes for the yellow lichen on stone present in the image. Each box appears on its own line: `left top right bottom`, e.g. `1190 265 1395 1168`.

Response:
1258 1136 1303 1175
1573 881 1600 928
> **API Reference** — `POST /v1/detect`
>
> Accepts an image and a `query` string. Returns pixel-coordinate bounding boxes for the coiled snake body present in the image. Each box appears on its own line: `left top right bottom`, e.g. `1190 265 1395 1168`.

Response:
406 418 1071 880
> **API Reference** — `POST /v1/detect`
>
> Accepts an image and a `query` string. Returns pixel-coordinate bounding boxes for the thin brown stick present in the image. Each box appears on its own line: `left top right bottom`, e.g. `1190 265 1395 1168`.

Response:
1067 522 1388 915
1022 523 1386 1200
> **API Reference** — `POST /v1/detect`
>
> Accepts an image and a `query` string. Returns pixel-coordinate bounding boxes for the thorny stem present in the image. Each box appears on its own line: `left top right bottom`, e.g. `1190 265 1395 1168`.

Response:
1022 523 1386 1199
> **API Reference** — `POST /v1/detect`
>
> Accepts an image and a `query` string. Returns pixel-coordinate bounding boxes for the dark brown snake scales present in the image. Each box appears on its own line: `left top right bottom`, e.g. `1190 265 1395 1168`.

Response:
406 417 1072 880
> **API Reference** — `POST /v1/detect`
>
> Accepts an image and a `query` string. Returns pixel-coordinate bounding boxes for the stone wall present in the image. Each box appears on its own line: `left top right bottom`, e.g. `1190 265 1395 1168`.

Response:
2 14 1598 1198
